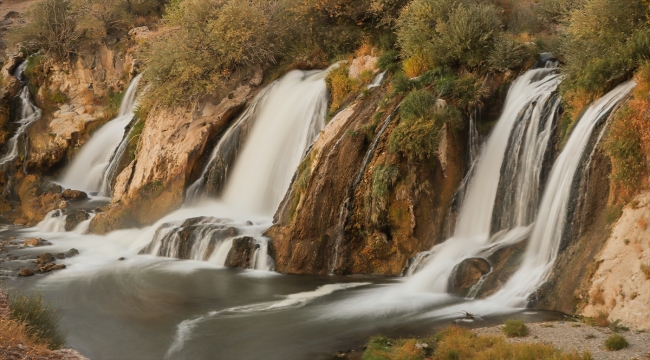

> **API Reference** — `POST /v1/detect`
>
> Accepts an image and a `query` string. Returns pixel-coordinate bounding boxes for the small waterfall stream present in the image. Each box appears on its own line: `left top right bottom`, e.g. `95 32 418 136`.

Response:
60 74 143 195
0 61 42 168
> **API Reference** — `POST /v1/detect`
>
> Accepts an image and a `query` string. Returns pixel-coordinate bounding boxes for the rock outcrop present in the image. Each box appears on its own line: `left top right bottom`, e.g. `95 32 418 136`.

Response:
447 257 491 297
267 83 467 275
225 236 257 269
91 69 263 233
581 191 650 330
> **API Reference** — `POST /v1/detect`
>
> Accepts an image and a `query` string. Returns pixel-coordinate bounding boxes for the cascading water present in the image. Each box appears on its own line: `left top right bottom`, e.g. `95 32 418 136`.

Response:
140 69 328 267
490 80 636 306
0 61 42 167
404 68 562 292
60 74 143 195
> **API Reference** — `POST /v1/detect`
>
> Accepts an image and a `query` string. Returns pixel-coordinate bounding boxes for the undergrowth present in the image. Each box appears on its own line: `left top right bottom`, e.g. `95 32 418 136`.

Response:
8 291 65 350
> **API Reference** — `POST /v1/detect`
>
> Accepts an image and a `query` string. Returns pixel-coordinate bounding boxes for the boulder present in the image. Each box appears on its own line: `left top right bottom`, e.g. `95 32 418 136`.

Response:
23 238 51 247
348 55 378 80
39 263 66 273
66 248 80 258
447 257 491 297
225 236 258 269
19 269 34 277
62 189 88 201
47 183 63 193
64 210 90 231
13 219 27 226
36 253 55 266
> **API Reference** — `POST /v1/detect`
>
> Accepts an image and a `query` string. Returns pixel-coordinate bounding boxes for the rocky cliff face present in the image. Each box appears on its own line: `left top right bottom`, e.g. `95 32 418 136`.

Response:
89 69 263 233
267 83 467 275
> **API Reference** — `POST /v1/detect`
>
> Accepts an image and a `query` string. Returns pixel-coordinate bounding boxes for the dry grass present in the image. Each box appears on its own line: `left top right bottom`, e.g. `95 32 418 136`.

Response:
0 319 55 359
363 326 592 360
594 311 610 328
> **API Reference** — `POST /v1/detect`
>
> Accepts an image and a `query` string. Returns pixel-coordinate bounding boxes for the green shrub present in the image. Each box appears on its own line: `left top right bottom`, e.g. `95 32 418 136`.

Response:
389 89 462 161
502 319 529 338
325 65 359 114
8 291 65 350
400 89 437 121
73 0 132 36
450 73 487 111
372 165 399 199
604 334 628 351
377 50 399 72
143 0 285 106
488 34 533 72
48 90 68 104
537 0 585 24
397 0 503 69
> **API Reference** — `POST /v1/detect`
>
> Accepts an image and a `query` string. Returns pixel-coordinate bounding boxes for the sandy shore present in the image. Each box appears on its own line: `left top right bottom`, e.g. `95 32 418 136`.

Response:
474 321 650 360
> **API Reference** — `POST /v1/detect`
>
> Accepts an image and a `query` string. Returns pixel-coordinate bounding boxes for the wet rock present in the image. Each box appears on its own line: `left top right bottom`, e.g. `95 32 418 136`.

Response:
118 257 126 261
447 257 491 297
225 236 258 269
36 253 55 266
56 253 65 259
47 183 63 194
23 238 51 247
66 248 79 258
13 219 27 226
57 200 68 209
65 210 90 231
39 263 66 273
62 189 88 201
19 269 34 277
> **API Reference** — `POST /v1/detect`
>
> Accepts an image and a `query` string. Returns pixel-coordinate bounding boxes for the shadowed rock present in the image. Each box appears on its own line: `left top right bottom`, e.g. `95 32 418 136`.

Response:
225 236 258 269
448 257 491 297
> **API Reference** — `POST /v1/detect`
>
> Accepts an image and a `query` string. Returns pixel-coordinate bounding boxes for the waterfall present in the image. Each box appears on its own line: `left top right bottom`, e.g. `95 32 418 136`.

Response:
60 74 142 195
0 61 42 167
140 69 328 265
403 68 562 292
490 80 636 306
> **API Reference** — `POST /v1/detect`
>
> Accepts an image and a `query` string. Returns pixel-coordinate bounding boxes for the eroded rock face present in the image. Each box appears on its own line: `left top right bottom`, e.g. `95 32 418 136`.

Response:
91 69 263 233
581 191 650 330
225 236 257 269
447 257 491 297
267 84 467 275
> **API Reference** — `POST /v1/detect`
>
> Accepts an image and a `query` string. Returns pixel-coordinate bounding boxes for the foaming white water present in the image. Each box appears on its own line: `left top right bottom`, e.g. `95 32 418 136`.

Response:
490 80 636 306
221 70 326 216
403 69 562 292
60 74 142 194
36 210 67 232
0 62 42 167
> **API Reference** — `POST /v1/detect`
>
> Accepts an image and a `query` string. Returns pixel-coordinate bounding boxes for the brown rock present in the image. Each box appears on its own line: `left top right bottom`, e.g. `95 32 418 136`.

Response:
447 258 491 297
23 238 50 247
36 253 55 265
39 263 66 273
62 189 88 201
64 210 90 231
225 236 257 269
13 219 27 226
19 269 34 277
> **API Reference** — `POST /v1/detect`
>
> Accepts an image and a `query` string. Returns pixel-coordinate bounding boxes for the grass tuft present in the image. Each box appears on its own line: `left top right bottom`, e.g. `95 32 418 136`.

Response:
8 291 65 350
502 319 529 338
604 334 628 351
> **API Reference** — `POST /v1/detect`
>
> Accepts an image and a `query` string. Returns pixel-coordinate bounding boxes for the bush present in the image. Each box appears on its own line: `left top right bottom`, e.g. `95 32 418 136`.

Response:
604 334 628 351
13 0 83 59
377 50 400 72
450 73 487 111
372 164 399 199
502 319 529 338
403 54 432 78
325 65 359 114
488 34 533 72
397 0 503 69
8 291 65 350
561 0 649 112
143 0 285 106
389 89 462 161
536 0 585 24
